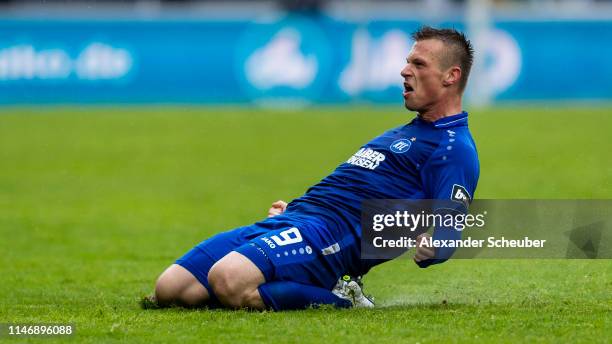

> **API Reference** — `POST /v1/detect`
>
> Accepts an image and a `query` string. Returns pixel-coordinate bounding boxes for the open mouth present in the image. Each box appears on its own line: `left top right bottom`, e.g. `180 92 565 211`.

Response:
403 83 414 97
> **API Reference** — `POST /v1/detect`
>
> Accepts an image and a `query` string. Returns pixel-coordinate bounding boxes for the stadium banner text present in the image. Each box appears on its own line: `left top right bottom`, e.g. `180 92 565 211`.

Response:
1 17 611 104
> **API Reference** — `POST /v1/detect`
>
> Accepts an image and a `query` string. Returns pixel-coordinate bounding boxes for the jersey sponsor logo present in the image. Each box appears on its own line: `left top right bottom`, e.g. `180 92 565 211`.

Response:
451 184 472 208
347 147 386 170
390 138 412 153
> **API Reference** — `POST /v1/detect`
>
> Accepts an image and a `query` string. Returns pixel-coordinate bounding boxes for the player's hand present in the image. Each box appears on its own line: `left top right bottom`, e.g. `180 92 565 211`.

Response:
413 233 436 263
267 200 288 218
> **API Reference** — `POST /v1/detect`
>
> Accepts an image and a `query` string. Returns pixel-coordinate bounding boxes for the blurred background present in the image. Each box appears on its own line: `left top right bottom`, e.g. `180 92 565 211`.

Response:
1 0 611 107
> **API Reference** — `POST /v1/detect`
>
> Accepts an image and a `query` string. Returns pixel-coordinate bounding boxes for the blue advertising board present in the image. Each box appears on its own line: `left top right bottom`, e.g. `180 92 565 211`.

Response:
0 16 610 104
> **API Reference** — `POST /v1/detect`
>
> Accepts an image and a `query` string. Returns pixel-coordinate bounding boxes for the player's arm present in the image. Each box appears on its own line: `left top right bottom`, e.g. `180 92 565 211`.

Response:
415 140 479 268
414 232 435 263
267 200 288 217
413 208 463 267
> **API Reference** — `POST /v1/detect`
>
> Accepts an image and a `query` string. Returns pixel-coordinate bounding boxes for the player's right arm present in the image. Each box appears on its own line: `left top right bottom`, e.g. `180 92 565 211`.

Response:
267 200 288 217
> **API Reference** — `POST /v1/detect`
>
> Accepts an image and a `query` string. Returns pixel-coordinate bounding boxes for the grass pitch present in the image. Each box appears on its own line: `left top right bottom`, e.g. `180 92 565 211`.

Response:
0 106 610 343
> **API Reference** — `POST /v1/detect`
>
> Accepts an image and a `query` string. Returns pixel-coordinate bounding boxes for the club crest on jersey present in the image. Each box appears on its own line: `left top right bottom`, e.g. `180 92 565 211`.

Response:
451 184 472 208
390 139 412 153
347 147 386 170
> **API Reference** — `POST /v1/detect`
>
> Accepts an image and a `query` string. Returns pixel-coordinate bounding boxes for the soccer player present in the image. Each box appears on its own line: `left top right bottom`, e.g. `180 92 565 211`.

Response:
150 26 479 310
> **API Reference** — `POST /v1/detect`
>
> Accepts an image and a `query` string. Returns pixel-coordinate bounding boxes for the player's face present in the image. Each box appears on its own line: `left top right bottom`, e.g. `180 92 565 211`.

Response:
400 39 447 114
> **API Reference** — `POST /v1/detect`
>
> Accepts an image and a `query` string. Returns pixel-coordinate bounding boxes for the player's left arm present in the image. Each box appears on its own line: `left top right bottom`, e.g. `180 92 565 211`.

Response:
415 138 480 268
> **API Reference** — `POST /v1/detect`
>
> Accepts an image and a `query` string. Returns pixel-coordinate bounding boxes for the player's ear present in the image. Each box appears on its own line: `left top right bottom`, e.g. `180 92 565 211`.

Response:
442 66 461 87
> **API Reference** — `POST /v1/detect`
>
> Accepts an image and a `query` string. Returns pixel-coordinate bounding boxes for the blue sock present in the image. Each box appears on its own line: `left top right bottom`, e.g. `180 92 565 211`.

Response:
258 281 352 311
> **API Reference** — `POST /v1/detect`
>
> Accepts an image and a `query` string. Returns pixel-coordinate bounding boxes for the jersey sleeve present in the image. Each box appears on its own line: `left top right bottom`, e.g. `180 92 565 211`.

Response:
416 137 480 268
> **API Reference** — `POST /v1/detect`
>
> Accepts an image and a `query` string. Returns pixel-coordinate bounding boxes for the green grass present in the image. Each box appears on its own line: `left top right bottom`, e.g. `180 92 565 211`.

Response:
0 106 610 343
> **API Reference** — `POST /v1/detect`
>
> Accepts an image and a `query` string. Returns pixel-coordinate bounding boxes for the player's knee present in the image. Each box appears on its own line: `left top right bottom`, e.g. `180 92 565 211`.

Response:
155 264 208 307
208 252 266 309
155 270 180 306
208 265 246 308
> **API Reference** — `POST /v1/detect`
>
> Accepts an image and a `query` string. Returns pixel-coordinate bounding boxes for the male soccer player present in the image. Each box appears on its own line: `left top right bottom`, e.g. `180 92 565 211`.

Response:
150 26 479 311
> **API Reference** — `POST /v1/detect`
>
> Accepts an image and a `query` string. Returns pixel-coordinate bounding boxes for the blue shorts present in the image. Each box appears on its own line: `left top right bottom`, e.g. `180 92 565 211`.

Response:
175 213 358 292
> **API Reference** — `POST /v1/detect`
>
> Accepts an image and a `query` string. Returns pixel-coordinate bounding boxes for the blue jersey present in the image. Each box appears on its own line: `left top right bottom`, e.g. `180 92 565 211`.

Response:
285 111 480 273
178 111 480 290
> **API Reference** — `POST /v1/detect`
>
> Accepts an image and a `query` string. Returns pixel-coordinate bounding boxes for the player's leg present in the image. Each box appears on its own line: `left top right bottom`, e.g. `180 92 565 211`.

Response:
207 251 266 309
155 264 209 307
153 243 222 308
207 250 352 310
208 219 356 310
152 224 271 308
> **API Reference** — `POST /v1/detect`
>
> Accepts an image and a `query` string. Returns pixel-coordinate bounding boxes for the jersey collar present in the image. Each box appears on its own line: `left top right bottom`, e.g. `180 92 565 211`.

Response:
412 111 468 128
432 111 468 128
